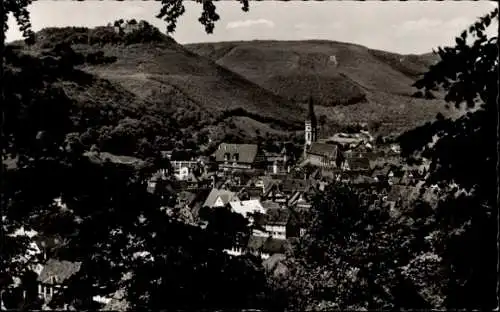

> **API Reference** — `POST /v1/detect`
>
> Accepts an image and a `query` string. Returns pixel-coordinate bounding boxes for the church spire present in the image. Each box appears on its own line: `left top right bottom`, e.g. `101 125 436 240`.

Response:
304 96 318 156
307 95 317 128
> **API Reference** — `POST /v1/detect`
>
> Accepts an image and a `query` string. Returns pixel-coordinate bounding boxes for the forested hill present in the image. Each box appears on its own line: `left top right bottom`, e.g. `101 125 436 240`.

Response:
185 40 460 135
10 22 459 157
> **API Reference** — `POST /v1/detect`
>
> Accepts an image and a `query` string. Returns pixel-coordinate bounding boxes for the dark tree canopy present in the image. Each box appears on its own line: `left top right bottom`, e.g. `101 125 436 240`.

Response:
397 8 498 310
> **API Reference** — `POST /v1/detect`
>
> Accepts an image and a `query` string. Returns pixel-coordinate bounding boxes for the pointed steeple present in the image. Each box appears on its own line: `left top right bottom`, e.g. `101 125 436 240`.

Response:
307 96 317 128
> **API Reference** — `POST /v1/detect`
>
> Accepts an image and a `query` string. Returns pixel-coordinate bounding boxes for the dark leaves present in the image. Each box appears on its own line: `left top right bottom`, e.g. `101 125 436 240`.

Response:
157 0 249 34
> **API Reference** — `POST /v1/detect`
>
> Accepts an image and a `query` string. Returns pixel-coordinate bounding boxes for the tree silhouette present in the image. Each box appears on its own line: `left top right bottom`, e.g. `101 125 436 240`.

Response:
398 8 498 309
1 26 266 312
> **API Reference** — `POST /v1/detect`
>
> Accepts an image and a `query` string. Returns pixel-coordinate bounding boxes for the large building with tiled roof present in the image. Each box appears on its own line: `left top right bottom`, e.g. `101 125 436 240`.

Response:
213 143 266 171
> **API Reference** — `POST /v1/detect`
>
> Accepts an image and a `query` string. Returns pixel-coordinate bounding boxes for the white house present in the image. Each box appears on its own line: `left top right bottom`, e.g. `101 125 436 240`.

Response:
263 224 287 240
229 200 266 218
171 161 199 181
203 188 240 208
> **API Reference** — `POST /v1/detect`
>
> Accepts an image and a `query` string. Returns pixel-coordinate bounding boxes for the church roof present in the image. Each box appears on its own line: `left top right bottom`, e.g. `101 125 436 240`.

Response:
307 142 339 158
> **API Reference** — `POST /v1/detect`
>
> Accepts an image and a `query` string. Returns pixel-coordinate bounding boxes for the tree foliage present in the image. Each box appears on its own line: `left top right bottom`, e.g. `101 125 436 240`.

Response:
271 183 446 311
267 9 498 311
1 4 269 311
397 8 498 309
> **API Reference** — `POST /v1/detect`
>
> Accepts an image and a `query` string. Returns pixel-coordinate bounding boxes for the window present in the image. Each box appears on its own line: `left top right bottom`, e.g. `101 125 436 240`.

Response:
233 153 239 162
224 153 230 161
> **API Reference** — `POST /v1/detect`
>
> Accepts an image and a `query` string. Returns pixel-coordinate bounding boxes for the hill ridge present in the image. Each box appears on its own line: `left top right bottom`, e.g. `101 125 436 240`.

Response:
15 25 455 146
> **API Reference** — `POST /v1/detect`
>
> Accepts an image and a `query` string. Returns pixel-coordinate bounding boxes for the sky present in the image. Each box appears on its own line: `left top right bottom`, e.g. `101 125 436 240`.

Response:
6 1 498 54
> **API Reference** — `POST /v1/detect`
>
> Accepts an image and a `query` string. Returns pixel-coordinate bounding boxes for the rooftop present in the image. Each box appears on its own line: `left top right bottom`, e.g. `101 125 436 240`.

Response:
202 188 239 208
213 143 259 164
229 200 266 217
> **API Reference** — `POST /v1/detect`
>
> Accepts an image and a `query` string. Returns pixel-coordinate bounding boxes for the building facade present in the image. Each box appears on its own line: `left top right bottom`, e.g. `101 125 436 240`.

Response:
213 143 266 171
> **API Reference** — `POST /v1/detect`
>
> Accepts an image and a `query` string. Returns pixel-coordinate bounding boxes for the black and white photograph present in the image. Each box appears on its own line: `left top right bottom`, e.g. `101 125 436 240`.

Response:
1 0 498 310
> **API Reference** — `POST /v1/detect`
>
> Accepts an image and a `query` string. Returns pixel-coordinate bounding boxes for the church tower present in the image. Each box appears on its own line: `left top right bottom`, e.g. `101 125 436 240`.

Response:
304 96 318 156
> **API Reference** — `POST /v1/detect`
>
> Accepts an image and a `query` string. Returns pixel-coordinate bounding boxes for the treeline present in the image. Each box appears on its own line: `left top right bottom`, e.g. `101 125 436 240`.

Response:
34 20 171 49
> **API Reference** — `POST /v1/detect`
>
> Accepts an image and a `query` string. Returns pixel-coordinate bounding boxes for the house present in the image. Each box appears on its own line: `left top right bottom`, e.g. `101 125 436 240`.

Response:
264 151 294 174
304 142 344 169
37 259 82 304
170 160 200 181
183 172 201 190
263 183 288 203
253 176 285 200
213 143 266 171
287 190 314 209
342 153 371 172
260 208 289 239
202 188 240 208
229 200 266 218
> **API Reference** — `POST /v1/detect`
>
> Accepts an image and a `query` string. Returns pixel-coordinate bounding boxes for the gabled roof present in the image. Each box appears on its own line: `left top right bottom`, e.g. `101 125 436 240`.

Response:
259 177 283 194
238 186 263 199
346 156 371 171
202 188 239 208
37 259 82 285
307 143 339 158
213 143 259 164
229 200 265 217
